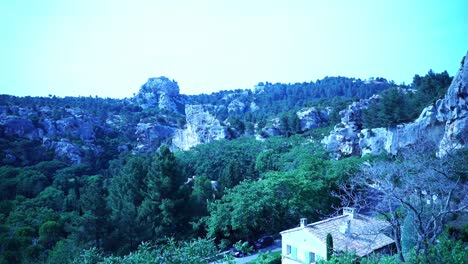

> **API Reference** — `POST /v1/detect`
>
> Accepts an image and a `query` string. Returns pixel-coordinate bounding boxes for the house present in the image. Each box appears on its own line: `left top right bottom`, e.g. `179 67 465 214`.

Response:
280 208 395 263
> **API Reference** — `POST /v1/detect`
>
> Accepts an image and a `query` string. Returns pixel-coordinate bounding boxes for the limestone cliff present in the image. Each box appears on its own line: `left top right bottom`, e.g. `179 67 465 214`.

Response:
171 105 229 150
323 52 468 158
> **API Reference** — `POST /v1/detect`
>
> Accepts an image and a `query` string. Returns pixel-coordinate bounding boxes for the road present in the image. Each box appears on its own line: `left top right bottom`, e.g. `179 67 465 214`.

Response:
234 239 281 264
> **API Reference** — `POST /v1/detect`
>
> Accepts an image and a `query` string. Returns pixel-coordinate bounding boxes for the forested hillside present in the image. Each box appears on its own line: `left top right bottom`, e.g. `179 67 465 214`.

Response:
0 63 466 264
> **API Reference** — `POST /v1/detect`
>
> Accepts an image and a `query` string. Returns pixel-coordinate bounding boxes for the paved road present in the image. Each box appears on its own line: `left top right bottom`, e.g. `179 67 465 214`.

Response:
234 240 281 264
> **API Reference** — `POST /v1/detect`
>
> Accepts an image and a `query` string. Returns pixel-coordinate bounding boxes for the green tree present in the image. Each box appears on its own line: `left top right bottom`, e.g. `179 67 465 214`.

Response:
138 145 189 239
79 175 109 248
190 175 215 222
47 239 79 264
107 155 149 252
326 233 334 260
39 220 62 248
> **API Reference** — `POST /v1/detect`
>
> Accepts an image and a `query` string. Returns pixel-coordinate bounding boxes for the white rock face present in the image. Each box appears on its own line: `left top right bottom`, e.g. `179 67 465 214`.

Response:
323 52 468 158
296 107 330 131
436 56 468 155
172 105 228 150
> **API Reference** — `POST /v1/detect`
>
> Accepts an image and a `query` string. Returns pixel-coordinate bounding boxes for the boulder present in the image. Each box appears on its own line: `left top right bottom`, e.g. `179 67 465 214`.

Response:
296 107 330 131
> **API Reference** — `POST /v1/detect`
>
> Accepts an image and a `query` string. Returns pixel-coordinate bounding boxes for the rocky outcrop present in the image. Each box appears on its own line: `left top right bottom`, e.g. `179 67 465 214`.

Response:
1 116 39 140
321 95 380 157
358 104 446 156
296 107 330 131
437 54 468 155
135 77 184 113
172 105 228 150
135 122 175 152
260 107 330 137
227 99 246 114
323 52 468 158
0 105 111 164
261 118 282 137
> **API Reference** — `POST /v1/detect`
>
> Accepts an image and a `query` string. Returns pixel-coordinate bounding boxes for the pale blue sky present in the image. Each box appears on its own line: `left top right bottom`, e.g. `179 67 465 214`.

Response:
1 0 467 98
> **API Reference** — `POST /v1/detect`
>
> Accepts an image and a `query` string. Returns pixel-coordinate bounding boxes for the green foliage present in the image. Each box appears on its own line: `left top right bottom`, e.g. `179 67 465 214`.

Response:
279 111 301 136
138 146 189 239
205 135 367 244
249 251 281 264
0 71 455 262
107 154 150 252
359 254 400 264
401 210 417 255
234 240 254 256
47 239 80 264
412 70 452 107
318 251 359 264
363 70 452 128
39 220 62 246
363 87 416 128
405 234 467 264
79 175 109 247
177 137 262 195
72 238 219 264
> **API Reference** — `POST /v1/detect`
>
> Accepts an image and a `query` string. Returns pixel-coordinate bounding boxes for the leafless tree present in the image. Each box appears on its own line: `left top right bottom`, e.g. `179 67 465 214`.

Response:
335 142 467 262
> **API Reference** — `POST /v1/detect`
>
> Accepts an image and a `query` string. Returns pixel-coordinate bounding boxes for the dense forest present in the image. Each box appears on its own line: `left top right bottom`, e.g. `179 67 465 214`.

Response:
0 71 466 264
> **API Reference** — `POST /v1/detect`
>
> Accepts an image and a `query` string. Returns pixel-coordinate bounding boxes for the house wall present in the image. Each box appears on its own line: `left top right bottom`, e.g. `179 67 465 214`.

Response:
281 229 327 264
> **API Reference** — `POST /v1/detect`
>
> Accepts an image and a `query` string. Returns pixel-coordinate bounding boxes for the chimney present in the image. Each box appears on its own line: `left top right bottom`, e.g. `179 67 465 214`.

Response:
300 218 307 227
339 219 352 237
343 207 356 219
346 219 351 236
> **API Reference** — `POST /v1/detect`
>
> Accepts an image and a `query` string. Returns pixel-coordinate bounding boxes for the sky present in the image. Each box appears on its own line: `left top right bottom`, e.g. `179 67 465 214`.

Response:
0 0 467 98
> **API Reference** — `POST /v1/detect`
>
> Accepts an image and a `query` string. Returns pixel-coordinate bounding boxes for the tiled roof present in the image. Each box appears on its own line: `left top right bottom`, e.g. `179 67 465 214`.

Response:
283 214 394 257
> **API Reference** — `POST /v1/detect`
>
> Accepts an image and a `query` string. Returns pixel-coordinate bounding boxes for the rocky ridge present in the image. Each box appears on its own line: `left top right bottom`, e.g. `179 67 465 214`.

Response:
1 56 465 165
0 106 107 164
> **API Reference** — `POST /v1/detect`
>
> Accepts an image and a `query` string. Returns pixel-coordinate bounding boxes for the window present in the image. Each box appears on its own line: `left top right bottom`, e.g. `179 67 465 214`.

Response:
286 245 297 259
305 251 315 264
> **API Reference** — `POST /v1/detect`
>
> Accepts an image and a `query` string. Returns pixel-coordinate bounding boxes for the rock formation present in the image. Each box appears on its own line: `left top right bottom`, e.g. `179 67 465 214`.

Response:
172 105 228 150
296 107 330 131
323 52 468 158
135 77 184 113
135 122 175 152
0 105 108 164
321 95 379 157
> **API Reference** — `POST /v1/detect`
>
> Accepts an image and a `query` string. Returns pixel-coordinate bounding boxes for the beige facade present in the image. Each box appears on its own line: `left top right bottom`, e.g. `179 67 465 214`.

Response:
281 226 326 263
280 208 394 263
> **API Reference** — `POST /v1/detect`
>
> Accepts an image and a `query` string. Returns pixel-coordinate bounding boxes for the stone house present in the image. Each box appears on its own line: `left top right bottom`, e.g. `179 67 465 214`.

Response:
280 208 394 263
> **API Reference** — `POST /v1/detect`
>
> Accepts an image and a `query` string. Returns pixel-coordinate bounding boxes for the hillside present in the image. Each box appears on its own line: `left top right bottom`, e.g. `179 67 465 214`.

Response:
0 54 466 263
0 76 391 165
